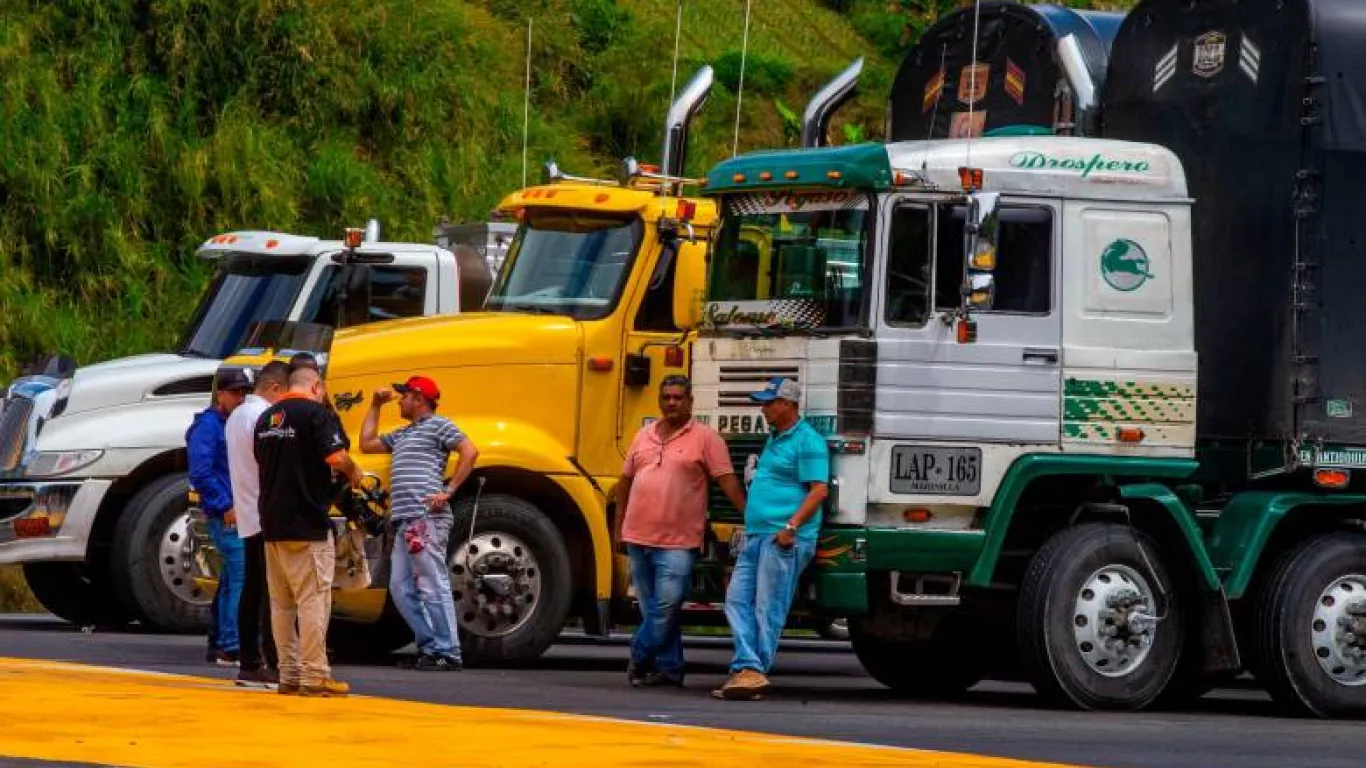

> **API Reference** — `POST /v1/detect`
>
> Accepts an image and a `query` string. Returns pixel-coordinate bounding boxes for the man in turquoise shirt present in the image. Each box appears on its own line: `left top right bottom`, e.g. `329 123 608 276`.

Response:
713 377 830 701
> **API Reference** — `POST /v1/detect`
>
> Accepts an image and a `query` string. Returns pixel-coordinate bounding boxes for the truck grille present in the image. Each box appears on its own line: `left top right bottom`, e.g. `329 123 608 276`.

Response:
0 396 33 472
717 364 799 407
708 435 767 523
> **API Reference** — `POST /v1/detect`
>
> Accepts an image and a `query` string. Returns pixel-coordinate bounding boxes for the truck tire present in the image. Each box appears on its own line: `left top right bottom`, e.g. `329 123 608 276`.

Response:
22 562 129 628
849 616 987 697
1017 522 1185 710
111 473 212 633
447 493 572 666
1253 531 1366 718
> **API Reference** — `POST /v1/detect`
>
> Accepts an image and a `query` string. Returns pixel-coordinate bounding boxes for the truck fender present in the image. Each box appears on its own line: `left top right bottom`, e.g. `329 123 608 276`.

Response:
1205 491 1366 600
967 454 1198 587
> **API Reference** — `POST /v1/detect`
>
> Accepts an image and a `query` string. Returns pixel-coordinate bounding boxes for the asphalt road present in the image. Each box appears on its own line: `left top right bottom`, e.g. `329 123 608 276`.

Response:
0 615 1363 768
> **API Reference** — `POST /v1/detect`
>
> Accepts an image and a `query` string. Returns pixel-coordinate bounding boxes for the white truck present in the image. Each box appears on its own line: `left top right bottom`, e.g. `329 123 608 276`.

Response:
0 222 499 632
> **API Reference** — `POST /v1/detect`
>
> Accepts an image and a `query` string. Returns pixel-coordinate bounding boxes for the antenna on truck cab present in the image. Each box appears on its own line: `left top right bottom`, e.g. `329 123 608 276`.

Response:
522 17 533 189
965 0 983 168
731 0 752 157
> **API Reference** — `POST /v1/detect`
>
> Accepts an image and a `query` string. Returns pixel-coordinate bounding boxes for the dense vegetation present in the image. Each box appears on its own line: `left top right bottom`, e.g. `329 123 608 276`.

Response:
0 0 1131 381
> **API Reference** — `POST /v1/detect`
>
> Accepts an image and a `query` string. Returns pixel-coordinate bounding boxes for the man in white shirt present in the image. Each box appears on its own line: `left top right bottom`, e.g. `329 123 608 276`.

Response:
225 361 289 688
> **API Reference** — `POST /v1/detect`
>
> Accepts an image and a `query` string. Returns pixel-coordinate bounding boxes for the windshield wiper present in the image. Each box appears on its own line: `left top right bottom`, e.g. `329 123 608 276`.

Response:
496 302 564 316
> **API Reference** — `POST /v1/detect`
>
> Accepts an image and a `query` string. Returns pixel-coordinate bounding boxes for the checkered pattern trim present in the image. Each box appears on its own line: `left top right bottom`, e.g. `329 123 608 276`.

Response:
725 191 870 216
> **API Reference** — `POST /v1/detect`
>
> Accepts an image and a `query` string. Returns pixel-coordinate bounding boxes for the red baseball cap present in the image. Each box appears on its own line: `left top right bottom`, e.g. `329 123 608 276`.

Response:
393 375 440 401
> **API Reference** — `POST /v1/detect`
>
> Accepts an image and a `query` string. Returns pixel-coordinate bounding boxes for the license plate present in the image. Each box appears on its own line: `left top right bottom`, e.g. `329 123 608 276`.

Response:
889 445 982 496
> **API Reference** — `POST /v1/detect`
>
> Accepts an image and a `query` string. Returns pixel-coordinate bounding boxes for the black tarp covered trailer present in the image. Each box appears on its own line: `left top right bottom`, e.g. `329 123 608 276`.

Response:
889 2 1125 141
1104 0 1366 459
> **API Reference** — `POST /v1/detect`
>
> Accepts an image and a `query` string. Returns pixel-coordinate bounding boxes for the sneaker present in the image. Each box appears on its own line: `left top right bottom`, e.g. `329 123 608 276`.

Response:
205 645 218 664
235 666 279 690
710 669 769 701
300 678 350 697
212 650 240 668
627 659 648 687
414 654 459 672
642 670 685 688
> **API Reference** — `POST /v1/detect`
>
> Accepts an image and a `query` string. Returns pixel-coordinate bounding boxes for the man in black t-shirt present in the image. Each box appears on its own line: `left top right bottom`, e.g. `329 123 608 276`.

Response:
255 366 362 697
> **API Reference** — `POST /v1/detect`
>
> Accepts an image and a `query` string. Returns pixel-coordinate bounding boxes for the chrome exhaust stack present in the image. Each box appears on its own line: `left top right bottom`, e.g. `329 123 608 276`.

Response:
660 65 715 178
801 57 864 148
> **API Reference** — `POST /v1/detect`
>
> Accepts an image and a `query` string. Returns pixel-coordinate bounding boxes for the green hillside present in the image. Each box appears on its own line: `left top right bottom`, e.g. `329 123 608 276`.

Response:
0 0 1130 380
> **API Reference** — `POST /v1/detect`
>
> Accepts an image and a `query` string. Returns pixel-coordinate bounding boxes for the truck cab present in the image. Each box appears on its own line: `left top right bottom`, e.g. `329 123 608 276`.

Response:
0 224 493 632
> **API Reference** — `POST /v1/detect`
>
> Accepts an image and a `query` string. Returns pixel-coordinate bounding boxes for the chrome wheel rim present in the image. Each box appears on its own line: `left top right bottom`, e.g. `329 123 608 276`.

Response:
1310 574 1366 687
158 509 213 606
449 530 543 639
1071 563 1158 678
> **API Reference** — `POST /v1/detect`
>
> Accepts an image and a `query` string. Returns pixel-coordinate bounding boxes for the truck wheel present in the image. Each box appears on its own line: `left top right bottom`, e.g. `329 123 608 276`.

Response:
849 616 987 697
111 473 212 633
1017 522 1185 710
1254 531 1366 718
447 493 572 666
22 562 129 628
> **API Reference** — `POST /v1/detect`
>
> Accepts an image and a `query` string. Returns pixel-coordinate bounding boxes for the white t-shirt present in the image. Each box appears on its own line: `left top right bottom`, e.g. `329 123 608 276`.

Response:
225 394 272 538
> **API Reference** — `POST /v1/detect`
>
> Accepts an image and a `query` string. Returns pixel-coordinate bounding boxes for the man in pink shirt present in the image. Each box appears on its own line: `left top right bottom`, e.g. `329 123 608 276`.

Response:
616 375 746 687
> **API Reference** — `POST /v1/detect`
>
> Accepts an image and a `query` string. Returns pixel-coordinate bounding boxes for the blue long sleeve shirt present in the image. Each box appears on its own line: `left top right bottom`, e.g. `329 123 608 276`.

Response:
186 407 234 518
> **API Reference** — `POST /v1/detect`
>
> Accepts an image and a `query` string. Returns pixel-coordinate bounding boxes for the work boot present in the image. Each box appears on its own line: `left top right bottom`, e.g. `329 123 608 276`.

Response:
277 681 301 696
235 666 279 690
711 669 769 701
300 678 350 697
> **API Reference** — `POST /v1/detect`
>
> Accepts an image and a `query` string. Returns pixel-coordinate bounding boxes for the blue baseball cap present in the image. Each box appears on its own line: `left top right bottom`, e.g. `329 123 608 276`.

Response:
750 377 802 403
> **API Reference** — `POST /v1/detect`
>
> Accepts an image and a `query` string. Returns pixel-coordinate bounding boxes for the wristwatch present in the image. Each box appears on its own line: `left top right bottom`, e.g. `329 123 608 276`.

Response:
783 522 798 534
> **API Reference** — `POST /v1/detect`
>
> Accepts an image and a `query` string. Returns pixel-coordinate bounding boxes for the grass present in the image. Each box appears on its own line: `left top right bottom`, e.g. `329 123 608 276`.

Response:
0 566 43 614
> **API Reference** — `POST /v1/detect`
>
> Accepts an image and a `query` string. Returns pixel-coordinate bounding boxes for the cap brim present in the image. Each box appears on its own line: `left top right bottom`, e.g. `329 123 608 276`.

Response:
391 382 410 393
749 392 779 403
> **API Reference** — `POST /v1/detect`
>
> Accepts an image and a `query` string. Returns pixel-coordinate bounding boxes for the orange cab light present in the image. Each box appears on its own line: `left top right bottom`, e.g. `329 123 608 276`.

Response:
13 518 51 538
785 170 799 180
226 235 239 244
759 171 773 181
903 508 933 524
958 166 984 191
587 356 614 372
1117 427 1146 443
525 189 542 199
956 317 977 344
1315 468 1351 489
640 163 660 173
545 190 558 198
733 173 747 183
595 193 610 203
265 239 279 249
827 170 843 180
343 228 364 248
675 200 697 221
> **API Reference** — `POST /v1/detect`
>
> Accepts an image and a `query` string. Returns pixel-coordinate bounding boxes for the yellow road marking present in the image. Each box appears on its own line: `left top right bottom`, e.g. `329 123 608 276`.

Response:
0 658 1081 768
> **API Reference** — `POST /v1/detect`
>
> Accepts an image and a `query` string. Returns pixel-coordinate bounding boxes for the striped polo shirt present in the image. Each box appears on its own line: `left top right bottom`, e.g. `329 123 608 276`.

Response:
380 414 467 521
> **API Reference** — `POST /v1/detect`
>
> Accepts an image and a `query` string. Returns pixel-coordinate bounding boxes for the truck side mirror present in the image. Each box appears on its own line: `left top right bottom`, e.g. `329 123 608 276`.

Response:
965 192 1001 271
339 264 373 328
671 241 706 331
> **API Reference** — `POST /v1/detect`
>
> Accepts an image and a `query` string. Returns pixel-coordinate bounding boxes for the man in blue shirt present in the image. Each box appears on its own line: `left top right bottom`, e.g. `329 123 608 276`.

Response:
188 367 252 666
713 377 830 701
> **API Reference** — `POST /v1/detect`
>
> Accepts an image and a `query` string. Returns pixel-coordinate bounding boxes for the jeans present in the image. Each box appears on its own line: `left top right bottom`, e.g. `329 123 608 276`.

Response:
723 532 815 674
207 517 245 653
237 533 278 672
627 544 696 678
390 515 461 661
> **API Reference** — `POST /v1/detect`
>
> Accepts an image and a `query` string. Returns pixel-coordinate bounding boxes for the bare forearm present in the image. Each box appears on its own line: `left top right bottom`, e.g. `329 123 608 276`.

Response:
787 482 828 528
614 477 633 539
716 474 746 514
446 442 479 492
359 403 384 453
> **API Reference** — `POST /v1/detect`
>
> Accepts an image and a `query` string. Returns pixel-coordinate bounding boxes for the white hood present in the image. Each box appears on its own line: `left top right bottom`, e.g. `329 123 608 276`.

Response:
62 353 220 415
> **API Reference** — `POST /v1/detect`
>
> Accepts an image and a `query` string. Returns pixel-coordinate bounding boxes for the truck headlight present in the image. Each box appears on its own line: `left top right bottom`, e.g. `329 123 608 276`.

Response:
26 449 104 477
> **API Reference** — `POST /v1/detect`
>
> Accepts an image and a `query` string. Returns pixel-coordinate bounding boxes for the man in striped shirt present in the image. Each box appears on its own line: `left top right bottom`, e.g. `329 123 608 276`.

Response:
360 375 478 671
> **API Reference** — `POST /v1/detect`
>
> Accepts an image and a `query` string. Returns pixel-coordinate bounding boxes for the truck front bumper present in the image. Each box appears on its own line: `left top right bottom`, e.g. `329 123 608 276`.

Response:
810 527 988 615
0 480 110 564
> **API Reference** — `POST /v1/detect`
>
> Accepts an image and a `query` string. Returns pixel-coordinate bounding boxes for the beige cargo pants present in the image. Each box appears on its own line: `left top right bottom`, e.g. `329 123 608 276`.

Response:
265 535 335 687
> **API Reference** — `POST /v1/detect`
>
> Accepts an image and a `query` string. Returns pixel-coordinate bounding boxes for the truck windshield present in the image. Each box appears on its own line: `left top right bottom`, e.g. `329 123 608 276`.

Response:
178 259 311 359
707 194 870 330
485 210 642 320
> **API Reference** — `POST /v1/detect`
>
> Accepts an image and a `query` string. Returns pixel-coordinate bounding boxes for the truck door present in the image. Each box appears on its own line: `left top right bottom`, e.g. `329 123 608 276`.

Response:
295 251 439 326
616 236 704 455
874 195 1062 458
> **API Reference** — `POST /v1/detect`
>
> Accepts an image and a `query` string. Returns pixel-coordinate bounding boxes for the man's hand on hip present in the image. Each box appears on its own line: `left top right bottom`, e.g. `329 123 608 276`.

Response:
775 527 796 549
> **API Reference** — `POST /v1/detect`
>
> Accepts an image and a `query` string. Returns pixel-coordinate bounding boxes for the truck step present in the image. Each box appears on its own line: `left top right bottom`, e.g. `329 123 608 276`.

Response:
889 571 962 607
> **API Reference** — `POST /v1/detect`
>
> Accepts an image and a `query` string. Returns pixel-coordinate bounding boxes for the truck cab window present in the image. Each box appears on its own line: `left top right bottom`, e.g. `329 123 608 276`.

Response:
884 205 932 326
301 265 429 326
934 205 1053 314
